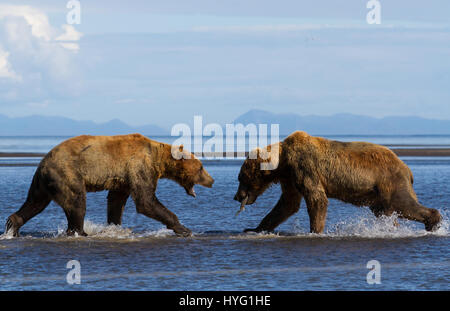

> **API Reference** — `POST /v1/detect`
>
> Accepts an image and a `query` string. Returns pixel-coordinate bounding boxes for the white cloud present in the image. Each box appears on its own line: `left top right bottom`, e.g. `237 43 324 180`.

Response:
0 4 53 41
0 4 82 51
190 22 377 33
55 24 83 41
26 100 50 108
0 4 83 102
0 47 21 81
191 24 333 33
190 21 449 33
57 42 80 52
55 24 83 51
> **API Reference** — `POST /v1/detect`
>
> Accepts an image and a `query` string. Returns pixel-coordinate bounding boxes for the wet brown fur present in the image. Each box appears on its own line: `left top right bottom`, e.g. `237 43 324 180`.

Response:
235 131 442 233
5 134 214 237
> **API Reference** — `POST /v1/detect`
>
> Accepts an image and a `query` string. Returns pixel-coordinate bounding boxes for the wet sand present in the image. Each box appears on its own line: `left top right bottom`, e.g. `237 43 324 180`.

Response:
2 148 450 158
391 148 450 157
0 152 46 157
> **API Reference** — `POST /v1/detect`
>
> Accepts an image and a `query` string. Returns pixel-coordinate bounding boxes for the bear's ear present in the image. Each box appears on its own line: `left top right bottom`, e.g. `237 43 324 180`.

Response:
171 144 185 160
178 145 185 161
179 145 191 161
249 147 262 160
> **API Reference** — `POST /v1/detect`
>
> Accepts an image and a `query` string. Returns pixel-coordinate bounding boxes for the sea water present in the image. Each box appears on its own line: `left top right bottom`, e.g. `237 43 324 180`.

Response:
0 153 449 290
1 134 450 153
0 136 449 290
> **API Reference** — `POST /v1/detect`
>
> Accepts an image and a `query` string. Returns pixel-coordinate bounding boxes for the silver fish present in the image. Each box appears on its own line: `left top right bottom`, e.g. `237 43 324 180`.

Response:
235 196 248 216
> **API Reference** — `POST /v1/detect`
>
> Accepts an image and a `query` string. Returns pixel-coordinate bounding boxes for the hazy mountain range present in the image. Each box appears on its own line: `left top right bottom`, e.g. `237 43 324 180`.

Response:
0 114 167 136
1 110 450 136
233 110 450 135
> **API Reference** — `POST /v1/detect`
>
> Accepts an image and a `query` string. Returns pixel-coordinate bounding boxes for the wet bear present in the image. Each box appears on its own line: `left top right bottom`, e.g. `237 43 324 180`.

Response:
234 131 442 233
5 134 214 237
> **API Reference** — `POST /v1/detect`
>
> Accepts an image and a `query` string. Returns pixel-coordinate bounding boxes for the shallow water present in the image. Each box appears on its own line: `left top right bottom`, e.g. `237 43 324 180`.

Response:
1 135 450 153
0 158 449 290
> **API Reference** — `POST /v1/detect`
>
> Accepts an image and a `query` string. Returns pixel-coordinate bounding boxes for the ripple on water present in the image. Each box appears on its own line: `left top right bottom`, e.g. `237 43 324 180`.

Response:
1 213 448 242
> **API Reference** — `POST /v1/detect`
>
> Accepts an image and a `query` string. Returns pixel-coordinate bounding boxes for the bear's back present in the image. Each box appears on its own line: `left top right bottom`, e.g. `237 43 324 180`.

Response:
282 131 410 178
36 134 169 192
40 134 162 173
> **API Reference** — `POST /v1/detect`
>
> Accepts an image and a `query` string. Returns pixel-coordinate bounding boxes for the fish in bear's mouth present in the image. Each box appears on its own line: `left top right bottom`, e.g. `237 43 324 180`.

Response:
235 196 248 216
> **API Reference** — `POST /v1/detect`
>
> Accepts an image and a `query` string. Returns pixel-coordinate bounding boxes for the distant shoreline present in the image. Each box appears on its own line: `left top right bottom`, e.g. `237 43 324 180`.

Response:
2 148 450 158
0 152 47 158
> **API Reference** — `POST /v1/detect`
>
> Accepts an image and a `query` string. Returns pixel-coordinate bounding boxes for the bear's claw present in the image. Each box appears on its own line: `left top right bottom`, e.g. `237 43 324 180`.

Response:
5 216 20 237
172 224 192 237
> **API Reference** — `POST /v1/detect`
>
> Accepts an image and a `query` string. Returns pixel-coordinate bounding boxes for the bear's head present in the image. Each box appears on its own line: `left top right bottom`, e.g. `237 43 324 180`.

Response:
170 145 214 197
234 143 281 207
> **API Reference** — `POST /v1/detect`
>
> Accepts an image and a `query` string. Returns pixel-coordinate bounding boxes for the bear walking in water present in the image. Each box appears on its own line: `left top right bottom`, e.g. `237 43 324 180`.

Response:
5 134 214 237
234 131 442 233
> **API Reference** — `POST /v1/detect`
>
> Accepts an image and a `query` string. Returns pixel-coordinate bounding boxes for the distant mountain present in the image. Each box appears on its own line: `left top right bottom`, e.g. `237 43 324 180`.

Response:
0 114 168 136
2 111 450 136
233 109 450 135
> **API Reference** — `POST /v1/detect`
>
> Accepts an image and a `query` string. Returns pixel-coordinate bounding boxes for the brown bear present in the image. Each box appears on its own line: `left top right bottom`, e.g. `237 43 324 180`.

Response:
234 131 442 233
5 134 214 237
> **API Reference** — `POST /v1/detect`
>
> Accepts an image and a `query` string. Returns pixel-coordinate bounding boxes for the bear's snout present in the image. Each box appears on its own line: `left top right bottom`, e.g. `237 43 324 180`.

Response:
234 189 248 202
203 178 214 188
199 173 214 188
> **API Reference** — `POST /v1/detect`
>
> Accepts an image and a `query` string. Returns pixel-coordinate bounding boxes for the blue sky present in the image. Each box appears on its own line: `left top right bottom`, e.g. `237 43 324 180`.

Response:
0 0 449 128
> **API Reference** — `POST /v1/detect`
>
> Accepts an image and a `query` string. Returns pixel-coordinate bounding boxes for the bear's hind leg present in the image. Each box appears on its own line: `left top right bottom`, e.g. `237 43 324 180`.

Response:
369 202 399 227
304 188 329 234
63 196 87 236
5 173 51 237
6 194 51 237
389 188 441 231
54 191 87 237
107 190 129 225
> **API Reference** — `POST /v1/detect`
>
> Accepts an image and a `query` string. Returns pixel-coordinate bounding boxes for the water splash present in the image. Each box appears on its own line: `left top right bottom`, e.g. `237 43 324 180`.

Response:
0 229 15 240
327 213 417 238
291 211 449 239
53 220 176 239
2 212 448 240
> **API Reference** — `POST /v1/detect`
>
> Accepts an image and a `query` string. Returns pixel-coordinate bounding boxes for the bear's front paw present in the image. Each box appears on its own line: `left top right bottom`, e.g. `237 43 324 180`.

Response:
5 214 22 237
243 227 260 233
66 228 88 237
172 225 192 237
